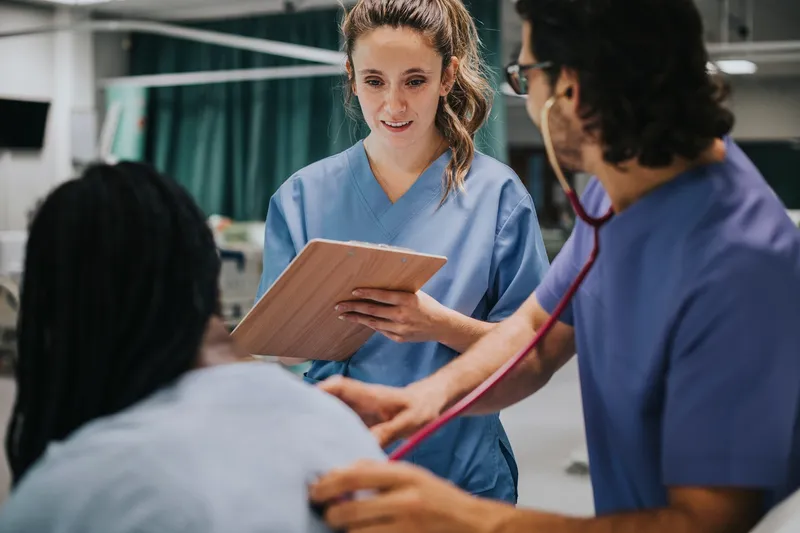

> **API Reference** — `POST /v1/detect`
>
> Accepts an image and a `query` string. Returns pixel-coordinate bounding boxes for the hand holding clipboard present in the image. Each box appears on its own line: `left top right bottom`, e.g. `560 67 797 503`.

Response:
231 239 447 362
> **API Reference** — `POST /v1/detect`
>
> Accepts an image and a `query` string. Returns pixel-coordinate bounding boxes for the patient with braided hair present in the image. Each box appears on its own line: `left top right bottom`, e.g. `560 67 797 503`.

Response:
0 162 384 533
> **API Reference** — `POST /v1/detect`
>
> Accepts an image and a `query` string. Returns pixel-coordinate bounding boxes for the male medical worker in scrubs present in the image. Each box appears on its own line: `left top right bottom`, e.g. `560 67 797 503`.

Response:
256 0 549 504
309 0 800 531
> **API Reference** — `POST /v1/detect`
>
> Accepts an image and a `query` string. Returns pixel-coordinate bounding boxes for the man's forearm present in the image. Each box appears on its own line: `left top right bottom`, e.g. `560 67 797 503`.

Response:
488 505 755 533
415 305 558 416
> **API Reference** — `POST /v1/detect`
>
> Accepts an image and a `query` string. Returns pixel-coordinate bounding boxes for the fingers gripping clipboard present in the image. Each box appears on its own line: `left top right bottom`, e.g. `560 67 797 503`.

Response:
231 239 447 362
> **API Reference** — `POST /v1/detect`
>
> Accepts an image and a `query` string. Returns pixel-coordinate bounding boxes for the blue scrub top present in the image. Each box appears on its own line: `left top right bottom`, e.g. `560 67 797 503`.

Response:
257 140 549 502
535 137 800 516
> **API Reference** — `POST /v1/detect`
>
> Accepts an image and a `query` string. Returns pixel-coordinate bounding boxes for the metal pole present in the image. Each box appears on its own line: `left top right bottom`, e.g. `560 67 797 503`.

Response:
0 19 346 66
707 40 800 55
713 52 800 64
101 65 522 96
721 0 730 44
100 64 346 88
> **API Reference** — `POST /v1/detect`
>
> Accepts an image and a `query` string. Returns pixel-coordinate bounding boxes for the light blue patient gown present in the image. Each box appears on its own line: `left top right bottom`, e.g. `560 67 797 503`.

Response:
257 140 549 502
0 364 386 533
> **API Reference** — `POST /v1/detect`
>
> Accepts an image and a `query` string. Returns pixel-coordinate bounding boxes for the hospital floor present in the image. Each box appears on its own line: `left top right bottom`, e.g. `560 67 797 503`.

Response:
0 359 595 516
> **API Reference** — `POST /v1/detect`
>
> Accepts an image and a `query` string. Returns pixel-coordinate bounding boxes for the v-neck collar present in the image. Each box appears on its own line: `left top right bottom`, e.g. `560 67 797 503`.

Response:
346 140 451 240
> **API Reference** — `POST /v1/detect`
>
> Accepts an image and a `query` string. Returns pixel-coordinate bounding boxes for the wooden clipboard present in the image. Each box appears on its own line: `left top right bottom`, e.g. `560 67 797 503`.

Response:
231 239 447 362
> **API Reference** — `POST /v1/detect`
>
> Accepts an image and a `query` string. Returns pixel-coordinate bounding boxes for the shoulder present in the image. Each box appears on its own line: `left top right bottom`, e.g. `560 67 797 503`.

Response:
468 152 528 201
0 442 203 533
190 364 385 460
244 366 386 457
273 143 359 200
685 151 800 289
467 152 535 232
670 233 800 348
693 239 800 298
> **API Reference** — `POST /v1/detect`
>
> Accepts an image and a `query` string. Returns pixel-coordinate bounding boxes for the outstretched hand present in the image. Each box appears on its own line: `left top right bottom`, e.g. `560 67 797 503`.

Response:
318 376 446 448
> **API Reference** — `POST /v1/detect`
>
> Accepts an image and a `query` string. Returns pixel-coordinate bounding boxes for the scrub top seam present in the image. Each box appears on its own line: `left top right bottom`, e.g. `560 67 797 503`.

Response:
383 184 442 241
495 194 532 238
345 150 392 240
536 283 574 323
568 238 607 309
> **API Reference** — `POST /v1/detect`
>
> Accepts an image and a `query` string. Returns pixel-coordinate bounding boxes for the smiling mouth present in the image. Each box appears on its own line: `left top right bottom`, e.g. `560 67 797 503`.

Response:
381 120 412 129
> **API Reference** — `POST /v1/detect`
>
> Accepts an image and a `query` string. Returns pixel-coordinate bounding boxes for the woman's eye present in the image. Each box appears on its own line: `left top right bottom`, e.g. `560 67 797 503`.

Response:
408 79 426 87
365 79 383 87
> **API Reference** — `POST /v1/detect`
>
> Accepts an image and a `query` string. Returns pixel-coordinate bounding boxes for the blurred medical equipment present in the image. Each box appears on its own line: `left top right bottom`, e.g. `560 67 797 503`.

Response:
0 276 19 369
218 245 262 328
211 219 265 329
0 231 26 280
0 222 263 359
0 232 24 367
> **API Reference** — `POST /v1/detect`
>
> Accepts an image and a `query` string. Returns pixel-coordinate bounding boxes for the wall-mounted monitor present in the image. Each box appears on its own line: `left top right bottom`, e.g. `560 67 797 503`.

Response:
0 97 51 150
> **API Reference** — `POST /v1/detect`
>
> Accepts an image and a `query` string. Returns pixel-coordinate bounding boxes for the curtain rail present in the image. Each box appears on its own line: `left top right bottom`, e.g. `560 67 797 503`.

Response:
0 19 346 65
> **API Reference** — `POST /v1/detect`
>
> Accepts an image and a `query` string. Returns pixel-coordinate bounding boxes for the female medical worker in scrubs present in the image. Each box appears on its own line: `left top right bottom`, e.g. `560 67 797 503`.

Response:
255 0 549 504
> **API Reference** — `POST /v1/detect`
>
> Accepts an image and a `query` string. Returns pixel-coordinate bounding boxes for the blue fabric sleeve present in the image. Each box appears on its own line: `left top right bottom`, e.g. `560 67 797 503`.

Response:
533 229 578 326
486 194 550 322
532 178 606 327
255 179 306 302
662 251 800 488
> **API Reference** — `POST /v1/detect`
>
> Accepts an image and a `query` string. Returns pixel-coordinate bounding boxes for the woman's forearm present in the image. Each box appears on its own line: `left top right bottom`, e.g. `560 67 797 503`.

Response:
435 310 497 353
278 357 310 366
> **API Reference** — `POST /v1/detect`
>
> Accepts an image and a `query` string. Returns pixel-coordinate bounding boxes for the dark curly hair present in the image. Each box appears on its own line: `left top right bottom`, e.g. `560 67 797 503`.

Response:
516 0 735 168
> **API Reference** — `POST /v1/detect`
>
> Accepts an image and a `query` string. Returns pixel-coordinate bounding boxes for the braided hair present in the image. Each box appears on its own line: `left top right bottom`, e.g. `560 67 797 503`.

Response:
6 162 221 485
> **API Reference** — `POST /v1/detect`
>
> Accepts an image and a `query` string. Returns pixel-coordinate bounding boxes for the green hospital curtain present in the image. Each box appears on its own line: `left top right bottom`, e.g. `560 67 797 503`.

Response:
468 0 507 163
130 9 355 221
130 1 504 221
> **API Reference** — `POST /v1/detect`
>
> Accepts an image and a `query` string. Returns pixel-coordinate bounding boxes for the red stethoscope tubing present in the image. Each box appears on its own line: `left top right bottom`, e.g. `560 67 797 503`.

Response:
388 191 614 462
385 91 616 462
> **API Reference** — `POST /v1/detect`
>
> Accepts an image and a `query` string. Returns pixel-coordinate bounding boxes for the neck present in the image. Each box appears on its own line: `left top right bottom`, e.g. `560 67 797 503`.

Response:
196 315 253 368
585 138 727 212
364 128 447 183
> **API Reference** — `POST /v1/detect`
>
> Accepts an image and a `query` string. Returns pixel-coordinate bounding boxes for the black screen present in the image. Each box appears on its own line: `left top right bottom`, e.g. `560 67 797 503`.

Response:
739 140 800 210
0 97 51 149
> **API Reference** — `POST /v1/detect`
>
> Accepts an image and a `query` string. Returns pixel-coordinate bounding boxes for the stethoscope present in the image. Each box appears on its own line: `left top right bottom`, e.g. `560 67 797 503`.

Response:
387 89 615 462
310 89 616 525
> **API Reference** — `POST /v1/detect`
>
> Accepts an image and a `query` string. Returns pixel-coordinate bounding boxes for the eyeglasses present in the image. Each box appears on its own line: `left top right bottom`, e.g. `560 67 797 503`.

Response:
505 60 553 96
